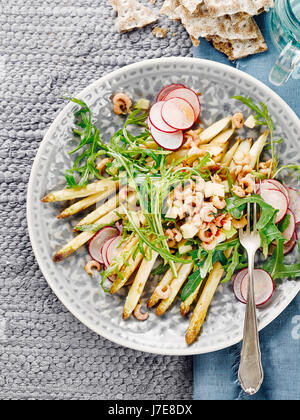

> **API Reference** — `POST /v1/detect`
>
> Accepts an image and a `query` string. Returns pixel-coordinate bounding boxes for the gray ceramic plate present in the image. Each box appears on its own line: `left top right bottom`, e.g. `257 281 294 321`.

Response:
27 58 300 355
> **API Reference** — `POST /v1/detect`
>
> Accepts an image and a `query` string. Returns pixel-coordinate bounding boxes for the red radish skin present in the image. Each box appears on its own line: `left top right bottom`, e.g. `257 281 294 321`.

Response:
149 101 178 133
233 268 248 304
106 236 124 266
283 231 298 255
259 187 288 224
287 187 300 224
263 179 290 205
282 209 296 242
150 123 183 151
164 87 201 121
161 97 195 130
88 227 119 264
156 84 186 102
269 231 298 256
240 269 275 307
101 236 118 268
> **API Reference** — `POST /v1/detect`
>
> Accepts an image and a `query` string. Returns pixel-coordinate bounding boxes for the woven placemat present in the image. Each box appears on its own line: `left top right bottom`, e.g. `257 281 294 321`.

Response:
0 0 193 400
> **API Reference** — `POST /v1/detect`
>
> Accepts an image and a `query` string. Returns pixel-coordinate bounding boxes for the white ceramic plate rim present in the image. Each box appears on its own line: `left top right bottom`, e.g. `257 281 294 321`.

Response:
27 57 300 355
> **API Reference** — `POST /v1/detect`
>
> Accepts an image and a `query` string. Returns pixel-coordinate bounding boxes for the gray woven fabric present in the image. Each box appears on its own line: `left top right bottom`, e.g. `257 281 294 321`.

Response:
0 0 193 400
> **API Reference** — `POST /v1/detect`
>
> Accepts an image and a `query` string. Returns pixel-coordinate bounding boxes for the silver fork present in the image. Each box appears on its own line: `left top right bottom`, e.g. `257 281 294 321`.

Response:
238 202 264 395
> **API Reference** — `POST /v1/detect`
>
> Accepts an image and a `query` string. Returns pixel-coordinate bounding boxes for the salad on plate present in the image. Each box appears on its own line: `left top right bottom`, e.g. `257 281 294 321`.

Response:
41 83 300 345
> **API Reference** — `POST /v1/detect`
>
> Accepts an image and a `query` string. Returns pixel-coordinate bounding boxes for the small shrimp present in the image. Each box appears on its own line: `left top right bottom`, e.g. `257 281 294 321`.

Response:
198 223 218 243
155 285 172 300
199 203 217 223
232 113 245 129
198 228 213 243
259 159 274 176
239 173 255 194
84 260 101 277
133 303 149 321
211 173 223 184
112 92 132 115
211 195 226 210
201 239 218 251
232 185 246 198
232 215 248 229
96 158 112 174
201 232 226 251
194 176 205 192
233 152 251 167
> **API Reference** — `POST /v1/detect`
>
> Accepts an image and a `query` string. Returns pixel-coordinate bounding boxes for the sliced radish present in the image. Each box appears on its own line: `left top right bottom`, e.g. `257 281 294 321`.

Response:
101 236 118 268
88 227 119 264
287 187 300 224
233 268 248 304
164 87 201 121
149 101 178 133
284 231 298 255
106 236 124 266
150 124 183 151
156 83 186 102
263 179 290 205
161 97 195 130
259 187 288 224
269 230 298 256
240 269 275 307
282 209 296 242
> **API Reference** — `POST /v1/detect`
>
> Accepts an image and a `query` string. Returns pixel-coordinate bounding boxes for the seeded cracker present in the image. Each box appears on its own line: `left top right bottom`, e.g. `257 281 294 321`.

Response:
160 0 182 20
180 0 204 14
203 0 274 18
111 0 158 33
206 22 268 60
162 3 260 41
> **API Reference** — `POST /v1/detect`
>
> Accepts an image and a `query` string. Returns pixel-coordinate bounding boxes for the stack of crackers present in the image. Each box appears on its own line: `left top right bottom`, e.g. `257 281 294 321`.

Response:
110 0 274 61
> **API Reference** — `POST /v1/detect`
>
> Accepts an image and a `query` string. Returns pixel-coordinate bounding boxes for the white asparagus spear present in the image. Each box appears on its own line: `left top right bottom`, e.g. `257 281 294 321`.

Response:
199 117 232 143
167 143 227 166
229 138 253 170
41 179 118 202
74 189 136 229
122 249 159 320
185 263 224 345
220 138 240 166
180 283 201 317
57 183 119 219
52 207 121 262
156 262 194 317
147 263 183 308
185 249 232 345
210 127 235 145
110 244 145 294
249 130 269 169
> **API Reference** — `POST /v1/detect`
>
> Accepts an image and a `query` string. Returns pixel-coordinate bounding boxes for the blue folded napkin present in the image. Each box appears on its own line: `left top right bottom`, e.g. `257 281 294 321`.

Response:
193 13 300 400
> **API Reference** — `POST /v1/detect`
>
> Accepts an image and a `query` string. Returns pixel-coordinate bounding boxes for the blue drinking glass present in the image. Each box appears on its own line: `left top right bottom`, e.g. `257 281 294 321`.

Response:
269 0 300 85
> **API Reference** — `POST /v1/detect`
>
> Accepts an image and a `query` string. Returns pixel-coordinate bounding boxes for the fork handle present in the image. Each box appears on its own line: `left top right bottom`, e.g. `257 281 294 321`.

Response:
238 252 264 395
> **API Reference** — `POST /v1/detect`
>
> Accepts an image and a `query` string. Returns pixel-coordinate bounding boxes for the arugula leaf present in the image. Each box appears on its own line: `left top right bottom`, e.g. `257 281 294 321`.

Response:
151 263 169 276
221 243 240 284
263 240 300 280
226 194 277 230
181 248 229 301
181 269 203 302
277 213 291 234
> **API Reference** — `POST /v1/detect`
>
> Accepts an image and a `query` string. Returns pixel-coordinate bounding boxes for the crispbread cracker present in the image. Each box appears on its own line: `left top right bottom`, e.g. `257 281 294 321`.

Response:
168 4 260 41
180 0 204 14
111 0 158 33
160 0 182 20
110 0 117 11
207 22 268 60
203 0 274 18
